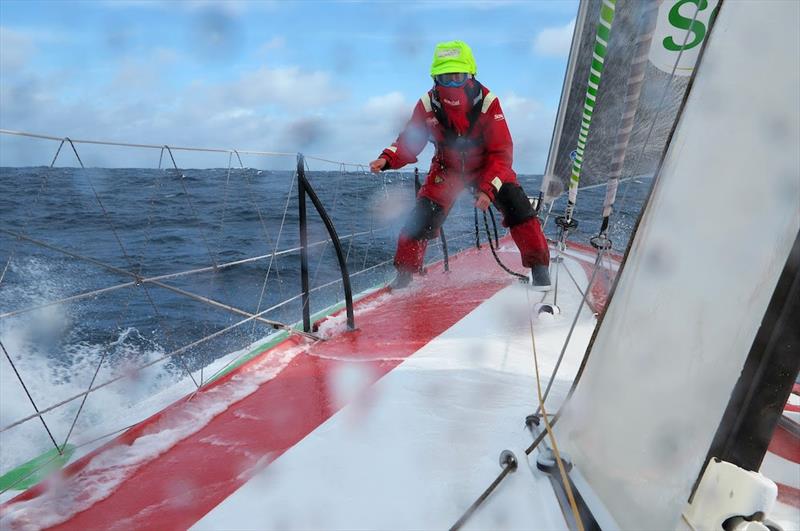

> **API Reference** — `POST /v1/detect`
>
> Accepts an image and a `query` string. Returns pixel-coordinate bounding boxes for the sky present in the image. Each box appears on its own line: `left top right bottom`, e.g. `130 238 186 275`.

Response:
0 0 578 172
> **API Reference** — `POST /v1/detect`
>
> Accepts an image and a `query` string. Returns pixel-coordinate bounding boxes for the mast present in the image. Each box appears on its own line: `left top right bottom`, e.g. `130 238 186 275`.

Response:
540 0 590 205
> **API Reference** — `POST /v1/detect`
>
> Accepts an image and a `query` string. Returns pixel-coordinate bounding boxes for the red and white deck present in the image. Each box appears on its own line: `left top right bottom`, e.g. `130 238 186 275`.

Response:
2 239 795 530
0 240 609 530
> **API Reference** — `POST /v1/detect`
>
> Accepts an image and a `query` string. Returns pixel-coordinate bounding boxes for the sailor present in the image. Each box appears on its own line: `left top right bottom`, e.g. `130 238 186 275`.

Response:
370 40 551 290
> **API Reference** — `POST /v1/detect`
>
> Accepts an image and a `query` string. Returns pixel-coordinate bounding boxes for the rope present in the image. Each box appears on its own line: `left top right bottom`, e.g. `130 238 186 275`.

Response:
525 287 583 530
0 242 392 435
448 7 714 527
479 208 529 283
522 0 713 464
0 234 318 437
196 152 236 384
562 0 617 223
0 419 140 495
535 249 606 417
0 128 377 169
448 278 582 530
0 229 315 336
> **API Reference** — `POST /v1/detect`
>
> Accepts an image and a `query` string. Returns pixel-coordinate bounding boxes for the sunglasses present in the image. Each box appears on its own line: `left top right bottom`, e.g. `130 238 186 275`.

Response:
433 73 471 87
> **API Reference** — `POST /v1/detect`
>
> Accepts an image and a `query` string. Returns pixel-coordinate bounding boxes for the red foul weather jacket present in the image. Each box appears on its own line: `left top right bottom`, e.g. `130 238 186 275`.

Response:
378 83 517 208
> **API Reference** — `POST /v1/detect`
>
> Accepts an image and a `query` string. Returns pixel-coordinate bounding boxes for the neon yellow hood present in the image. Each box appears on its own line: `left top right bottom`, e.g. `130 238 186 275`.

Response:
430 41 477 76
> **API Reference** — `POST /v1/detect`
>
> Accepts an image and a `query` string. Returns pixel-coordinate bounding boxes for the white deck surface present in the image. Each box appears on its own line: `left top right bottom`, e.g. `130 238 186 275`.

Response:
193 254 599 530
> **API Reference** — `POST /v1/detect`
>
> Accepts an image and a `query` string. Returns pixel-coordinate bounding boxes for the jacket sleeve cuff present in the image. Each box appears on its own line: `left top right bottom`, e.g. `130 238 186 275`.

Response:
478 178 502 201
379 151 396 170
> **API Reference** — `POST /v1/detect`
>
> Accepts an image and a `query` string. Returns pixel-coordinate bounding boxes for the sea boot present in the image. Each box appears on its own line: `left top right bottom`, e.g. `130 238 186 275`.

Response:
389 270 413 290
529 264 552 292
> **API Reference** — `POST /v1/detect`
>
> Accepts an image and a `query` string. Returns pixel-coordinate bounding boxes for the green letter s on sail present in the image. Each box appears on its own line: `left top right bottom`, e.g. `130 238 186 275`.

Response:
649 0 720 76
663 0 720 52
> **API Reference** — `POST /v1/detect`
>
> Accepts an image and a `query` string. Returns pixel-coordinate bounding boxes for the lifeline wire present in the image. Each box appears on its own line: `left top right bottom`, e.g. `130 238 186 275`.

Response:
0 340 61 454
250 171 295 338
0 232 380 320
0 137 402 482
57 141 200 452
236 151 287 304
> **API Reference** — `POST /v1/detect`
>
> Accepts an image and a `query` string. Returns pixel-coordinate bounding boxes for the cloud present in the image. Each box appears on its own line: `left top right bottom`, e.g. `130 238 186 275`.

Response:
99 0 280 16
408 0 574 13
285 117 328 150
363 92 408 125
497 93 552 173
258 36 286 57
217 66 347 110
533 18 576 57
0 52 550 173
0 54 350 168
0 26 36 71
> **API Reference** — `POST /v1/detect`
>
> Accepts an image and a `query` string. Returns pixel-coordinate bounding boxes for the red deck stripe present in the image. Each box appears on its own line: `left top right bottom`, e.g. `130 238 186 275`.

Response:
768 422 800 464
777 482 800 508
3 242 526 530
568 247 619 314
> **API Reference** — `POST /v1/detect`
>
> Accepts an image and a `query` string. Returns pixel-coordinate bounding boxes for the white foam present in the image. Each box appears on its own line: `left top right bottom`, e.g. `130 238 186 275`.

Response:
0 344 303 529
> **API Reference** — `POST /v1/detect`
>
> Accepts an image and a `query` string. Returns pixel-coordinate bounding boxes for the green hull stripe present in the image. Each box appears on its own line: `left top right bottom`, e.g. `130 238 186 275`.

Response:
205 282 388 384
0 444 76 491
0 282 390 492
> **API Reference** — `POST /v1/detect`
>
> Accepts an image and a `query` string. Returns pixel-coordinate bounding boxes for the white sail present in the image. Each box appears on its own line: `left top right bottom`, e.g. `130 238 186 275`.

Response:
555 1 800 528
544 0 710 201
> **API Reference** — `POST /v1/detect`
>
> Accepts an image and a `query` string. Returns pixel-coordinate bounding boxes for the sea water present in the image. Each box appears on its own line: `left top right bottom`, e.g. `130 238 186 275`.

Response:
0 166 649 476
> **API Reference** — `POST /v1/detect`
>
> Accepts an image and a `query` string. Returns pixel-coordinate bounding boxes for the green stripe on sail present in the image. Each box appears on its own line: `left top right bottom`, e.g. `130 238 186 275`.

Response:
600 3 615 24
594 42 607 57
568 0 616 195
597 23 611 42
